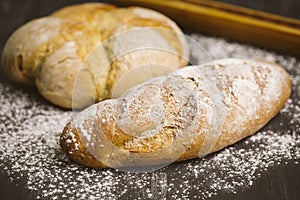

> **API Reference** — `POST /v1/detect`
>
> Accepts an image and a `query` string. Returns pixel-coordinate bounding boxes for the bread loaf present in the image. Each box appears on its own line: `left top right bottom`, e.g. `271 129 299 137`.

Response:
1 3 188 108
60 58 291 169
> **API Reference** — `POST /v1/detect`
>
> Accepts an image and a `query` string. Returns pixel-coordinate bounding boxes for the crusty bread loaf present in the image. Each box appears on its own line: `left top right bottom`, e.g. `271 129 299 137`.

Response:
60 58 291 168
1 3 188 109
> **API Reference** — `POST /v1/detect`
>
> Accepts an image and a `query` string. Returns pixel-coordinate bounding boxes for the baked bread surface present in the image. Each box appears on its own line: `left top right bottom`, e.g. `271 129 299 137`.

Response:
1 3 188 108
60 58 291 168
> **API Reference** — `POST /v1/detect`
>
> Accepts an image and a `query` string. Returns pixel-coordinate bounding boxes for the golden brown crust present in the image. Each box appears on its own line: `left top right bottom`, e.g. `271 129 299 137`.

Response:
60 123 107 168
60 59 291 168
51 3 116 21
2 3 189 109
1 17 64 84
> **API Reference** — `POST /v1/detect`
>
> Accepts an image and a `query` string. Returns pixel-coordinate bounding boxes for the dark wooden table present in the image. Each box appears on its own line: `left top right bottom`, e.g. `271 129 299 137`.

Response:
0 1 299 200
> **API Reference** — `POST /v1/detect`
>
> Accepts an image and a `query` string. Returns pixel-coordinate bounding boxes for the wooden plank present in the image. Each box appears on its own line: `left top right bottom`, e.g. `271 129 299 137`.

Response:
111 0 300 57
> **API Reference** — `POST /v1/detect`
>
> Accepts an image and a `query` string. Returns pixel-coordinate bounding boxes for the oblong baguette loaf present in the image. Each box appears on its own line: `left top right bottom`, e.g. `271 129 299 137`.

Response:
60 59 291 168
2 3 188 109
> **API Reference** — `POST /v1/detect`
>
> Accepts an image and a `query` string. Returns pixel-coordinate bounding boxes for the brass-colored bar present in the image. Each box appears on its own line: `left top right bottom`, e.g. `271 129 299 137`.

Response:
111 0 300 57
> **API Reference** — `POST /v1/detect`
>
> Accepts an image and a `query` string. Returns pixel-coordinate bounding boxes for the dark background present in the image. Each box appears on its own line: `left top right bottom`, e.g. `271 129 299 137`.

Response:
0 0 299 200
1 0 300 55
217 0 300 19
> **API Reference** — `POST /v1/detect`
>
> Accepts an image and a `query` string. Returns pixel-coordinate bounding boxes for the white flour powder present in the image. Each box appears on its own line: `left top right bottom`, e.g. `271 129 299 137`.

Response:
0 33 299 199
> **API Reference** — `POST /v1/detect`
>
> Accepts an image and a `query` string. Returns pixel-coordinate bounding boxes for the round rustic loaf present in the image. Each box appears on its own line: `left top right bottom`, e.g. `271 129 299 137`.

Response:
2 3 189 108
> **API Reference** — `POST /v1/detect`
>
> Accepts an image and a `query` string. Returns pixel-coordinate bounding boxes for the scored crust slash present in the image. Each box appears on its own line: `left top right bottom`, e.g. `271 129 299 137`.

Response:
1 2 292 172
60 59 291 171
1 2 189 109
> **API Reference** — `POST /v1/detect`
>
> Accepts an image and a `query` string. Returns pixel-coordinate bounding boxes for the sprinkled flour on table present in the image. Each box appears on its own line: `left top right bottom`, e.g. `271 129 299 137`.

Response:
0 33 299 199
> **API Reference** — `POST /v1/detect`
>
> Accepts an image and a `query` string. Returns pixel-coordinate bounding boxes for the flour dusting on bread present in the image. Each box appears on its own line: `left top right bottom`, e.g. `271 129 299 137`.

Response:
60 58 291 169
